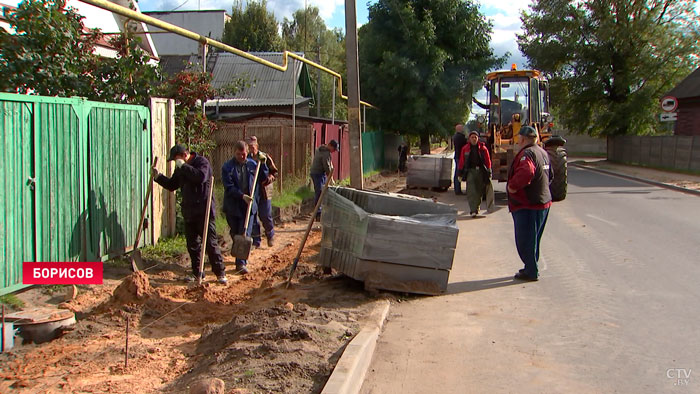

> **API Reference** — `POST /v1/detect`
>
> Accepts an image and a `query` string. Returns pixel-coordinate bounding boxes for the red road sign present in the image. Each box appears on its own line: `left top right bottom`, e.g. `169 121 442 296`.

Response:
661 96 678 112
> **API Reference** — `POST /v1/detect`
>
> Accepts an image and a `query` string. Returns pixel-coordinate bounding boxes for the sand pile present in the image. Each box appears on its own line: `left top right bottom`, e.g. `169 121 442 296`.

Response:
111 271 152 304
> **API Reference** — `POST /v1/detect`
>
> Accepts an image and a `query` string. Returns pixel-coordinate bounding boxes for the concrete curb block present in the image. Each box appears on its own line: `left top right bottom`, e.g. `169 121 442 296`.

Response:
321 299 391 394
570 162 700 197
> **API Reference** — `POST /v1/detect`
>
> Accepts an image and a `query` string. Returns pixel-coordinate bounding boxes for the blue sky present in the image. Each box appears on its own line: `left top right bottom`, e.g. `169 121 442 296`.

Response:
4 0 529 70
131 0 529 68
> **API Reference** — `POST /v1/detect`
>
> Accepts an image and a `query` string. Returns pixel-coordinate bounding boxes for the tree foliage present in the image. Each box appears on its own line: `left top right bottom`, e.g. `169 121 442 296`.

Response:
518 0 700 136
158 70 247 156
358 0 504 152
93 34 162 105
222 0 281 52
0 0 102 96
0 0 161 105
282 6 348 120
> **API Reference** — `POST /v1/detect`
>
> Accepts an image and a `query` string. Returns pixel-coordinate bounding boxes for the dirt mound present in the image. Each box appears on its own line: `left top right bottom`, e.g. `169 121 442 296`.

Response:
171 303 362 393
111 271 152 304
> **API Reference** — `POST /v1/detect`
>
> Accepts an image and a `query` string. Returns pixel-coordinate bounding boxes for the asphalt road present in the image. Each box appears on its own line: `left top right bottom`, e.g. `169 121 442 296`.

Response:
360 166 700 393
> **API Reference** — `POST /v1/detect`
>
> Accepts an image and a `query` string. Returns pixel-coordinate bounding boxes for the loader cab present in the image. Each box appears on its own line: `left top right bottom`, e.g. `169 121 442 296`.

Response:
485 69 549 137
483 66 553 181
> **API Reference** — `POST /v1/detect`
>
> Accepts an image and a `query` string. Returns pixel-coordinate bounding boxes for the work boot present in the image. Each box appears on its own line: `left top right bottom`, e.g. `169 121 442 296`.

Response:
267 237 275 247
216 275 228 284
184 273 205 283
234 263 249 275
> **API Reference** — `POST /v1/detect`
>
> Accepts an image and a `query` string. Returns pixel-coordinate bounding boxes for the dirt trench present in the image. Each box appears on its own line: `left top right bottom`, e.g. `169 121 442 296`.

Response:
0 172 406 394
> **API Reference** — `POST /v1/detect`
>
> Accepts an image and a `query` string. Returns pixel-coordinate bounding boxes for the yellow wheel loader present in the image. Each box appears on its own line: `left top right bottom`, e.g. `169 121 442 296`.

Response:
476 65 567 201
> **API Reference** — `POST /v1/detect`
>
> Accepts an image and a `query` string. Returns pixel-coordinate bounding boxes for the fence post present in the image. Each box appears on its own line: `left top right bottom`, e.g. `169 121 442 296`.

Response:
292 125 296 180
279 125 283 193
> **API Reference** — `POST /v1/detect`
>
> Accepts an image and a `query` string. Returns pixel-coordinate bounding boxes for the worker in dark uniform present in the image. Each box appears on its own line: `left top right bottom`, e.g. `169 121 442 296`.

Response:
246 136 278 248
152 144 227 283
397 142 409 172
506 126 553 281
309 139 338 220
221 140 269 275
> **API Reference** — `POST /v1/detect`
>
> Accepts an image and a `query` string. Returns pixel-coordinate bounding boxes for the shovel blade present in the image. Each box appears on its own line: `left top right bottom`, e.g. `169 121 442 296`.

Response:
129 250 142 272
232 234 253 260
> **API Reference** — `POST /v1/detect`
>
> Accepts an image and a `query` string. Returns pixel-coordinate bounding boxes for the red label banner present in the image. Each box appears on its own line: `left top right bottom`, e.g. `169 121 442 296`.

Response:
23 262 104 285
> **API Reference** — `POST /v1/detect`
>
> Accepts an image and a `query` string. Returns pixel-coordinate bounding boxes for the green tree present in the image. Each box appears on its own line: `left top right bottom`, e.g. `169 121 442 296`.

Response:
93 33 162 105
0 0 102 96
222 0 281 51
0 0 161 105
359 0 504 152
518 0 700 136
159 70 247 157
282 6 348 120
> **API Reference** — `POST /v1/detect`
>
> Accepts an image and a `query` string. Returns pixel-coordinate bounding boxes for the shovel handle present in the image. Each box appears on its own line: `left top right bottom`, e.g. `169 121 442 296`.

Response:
242 160 262 236
286 175 333 286
198 174 215 284
133 157 158 250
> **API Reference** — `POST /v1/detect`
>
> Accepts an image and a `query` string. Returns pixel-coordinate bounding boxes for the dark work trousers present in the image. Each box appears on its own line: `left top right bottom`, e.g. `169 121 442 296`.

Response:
311 173 327 216
453 157 463 194
512 207 550 278
225 211 254 267
184 215 225 277
252 197 274 245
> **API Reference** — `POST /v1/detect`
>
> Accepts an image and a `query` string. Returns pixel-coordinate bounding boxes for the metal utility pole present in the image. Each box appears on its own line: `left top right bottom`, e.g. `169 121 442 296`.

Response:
201 42 207 117
345 0 363 189
316 42 322 118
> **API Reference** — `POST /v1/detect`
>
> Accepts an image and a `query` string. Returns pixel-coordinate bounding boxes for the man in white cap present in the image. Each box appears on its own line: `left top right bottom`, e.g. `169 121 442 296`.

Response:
507 126 552 281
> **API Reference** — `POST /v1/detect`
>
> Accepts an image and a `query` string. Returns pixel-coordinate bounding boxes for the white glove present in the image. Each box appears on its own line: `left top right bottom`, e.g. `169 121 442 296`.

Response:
242 194 252 204
175 159 185 168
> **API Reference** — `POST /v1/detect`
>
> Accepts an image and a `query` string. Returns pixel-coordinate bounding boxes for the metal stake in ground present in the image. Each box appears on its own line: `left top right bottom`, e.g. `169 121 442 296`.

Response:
124 316 130 369
197 175 215 285
286 175 333 288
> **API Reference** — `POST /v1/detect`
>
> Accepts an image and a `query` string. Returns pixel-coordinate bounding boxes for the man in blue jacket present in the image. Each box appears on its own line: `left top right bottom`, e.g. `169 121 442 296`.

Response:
153 144 227 283
221 140 269 274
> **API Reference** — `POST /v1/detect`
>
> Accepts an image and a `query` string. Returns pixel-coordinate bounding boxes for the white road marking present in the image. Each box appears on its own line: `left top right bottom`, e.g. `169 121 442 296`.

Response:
585 214 619 227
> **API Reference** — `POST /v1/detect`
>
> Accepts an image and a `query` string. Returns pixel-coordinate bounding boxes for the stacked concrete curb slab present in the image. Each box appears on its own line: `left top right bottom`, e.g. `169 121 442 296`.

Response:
322 299 391 394
406 155 453 189
319 187 459 295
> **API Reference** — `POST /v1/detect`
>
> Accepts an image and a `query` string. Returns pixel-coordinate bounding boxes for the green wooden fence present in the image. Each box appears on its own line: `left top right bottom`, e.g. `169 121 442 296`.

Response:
0 93 151 295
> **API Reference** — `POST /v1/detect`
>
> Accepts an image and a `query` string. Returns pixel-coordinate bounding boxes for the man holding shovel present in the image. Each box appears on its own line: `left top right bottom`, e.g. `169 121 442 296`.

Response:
309 139 338 220
152 144 227 283
246 136 278 248
221 141 269 275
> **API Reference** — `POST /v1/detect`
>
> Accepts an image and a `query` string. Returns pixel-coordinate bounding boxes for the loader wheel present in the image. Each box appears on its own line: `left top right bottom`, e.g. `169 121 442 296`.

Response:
546 146 567 202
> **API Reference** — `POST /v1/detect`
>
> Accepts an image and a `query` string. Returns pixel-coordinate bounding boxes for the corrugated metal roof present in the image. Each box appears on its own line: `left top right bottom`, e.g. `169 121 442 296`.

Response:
666 67 700 100
159 52 314 106
209 52 308 101
205 98 310 107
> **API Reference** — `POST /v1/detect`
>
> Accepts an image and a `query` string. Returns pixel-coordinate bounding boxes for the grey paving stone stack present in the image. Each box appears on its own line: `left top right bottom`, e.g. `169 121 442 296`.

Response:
405 155 453 189
319 187 458 295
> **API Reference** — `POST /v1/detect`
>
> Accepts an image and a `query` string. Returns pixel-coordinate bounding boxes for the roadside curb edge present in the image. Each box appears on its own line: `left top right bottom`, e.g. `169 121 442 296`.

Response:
570 162 700 197
321 299 391 394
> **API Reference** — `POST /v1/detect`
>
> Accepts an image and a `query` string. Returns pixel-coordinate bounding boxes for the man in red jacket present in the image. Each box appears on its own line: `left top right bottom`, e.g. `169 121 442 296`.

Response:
506 126 553 281
458 131 491 217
